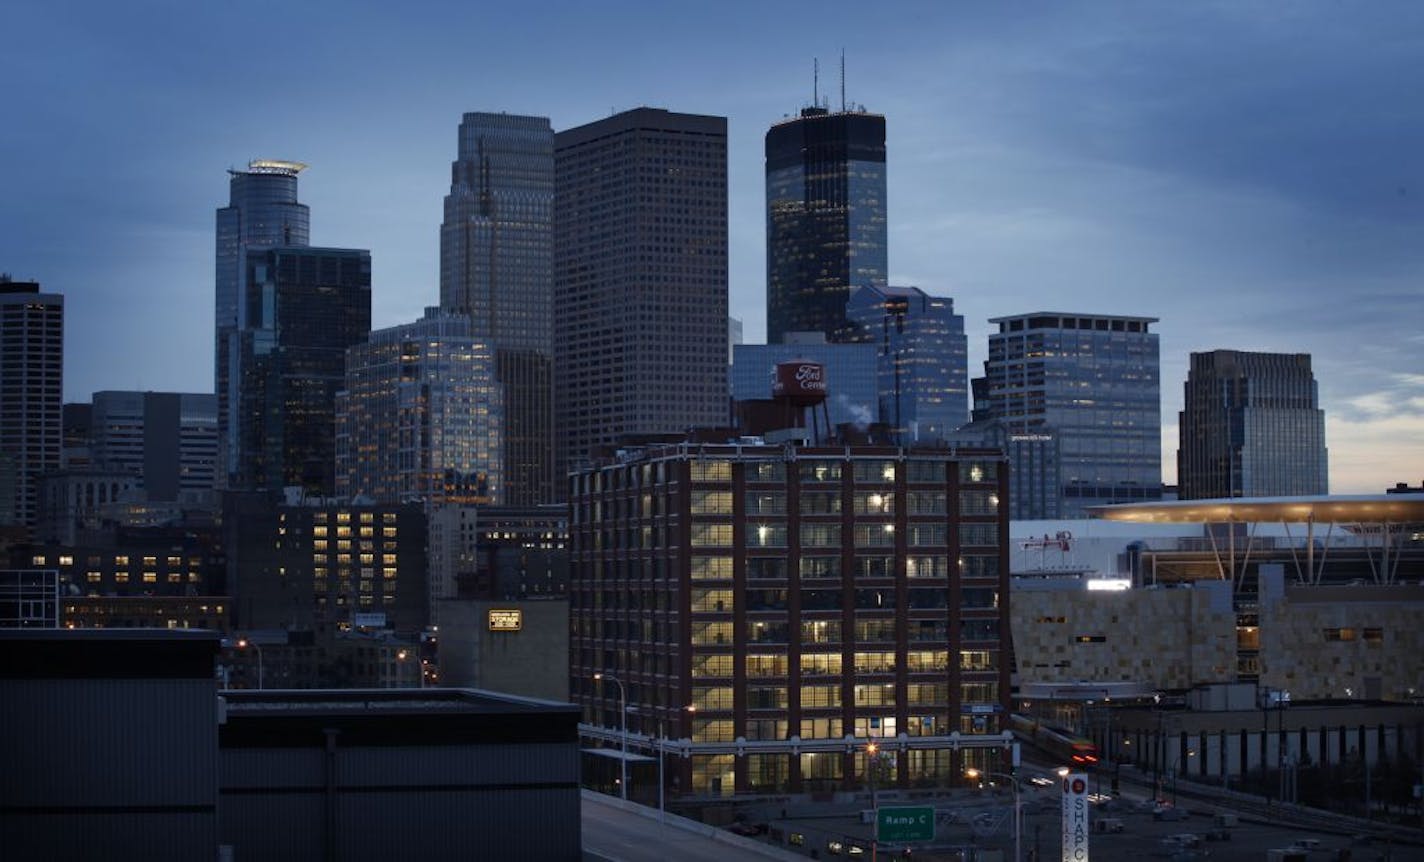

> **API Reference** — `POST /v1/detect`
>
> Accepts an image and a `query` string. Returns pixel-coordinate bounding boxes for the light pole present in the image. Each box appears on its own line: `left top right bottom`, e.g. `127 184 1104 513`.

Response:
658 704 696 829
397 649 424 688
594 672 628 800
866 741 888 862
967 768 1021 862
1167 749 1195 805
236 638 264 690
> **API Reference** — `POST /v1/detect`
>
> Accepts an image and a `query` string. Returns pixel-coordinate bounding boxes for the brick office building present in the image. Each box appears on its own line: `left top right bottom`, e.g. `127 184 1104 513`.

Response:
569 437 1013 798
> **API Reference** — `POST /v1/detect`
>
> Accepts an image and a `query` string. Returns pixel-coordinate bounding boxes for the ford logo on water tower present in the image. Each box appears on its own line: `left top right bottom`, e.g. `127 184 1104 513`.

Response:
771 361 828 405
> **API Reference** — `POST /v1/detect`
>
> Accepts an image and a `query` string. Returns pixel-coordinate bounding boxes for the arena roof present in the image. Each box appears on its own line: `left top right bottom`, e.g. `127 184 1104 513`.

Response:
1088 495 1424 524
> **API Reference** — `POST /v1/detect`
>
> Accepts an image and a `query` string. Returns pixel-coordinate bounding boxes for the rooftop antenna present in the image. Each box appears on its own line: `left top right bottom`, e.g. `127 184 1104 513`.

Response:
840 48 846 112
813 57 819 108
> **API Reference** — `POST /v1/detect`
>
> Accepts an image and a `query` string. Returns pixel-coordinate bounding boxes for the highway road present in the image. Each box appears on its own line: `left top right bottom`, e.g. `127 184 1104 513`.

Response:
582 791 803 862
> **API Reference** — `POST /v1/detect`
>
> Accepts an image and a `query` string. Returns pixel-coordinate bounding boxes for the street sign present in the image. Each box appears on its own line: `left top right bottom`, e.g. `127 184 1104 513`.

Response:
877 806 934 843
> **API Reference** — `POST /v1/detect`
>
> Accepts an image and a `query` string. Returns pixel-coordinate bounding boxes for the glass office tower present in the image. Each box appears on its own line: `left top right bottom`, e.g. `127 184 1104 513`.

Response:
981 313 1161 516
230 247 370 494
337 309 504 506
439 113 556 506
845 285 968 443
1178 350 1328 499
215 160 309 486
766 107 887 343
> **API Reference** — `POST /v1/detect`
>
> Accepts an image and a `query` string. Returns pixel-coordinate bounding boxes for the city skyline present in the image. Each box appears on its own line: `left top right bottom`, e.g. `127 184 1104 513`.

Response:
4 2 1422 492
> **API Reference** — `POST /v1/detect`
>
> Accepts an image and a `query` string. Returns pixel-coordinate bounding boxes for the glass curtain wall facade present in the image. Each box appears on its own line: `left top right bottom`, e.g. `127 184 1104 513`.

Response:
982 313 1161 516
766 108 887 344
1178 350 1328 499
569 442 1012 798
215 160 310 486
336 309 504 506
554 108 729 473
729 340 879 431
845 286 968 443
0 281 63 528
439 113 556 506
231 247 371 494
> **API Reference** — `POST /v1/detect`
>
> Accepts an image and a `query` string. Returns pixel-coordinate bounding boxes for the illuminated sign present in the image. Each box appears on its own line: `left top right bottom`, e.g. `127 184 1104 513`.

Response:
488 609 522 632
1061 772 1089 862
1084 579 1131 592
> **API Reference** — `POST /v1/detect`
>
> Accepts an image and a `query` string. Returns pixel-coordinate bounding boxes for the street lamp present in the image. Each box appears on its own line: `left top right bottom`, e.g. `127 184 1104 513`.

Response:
236 638 263 690
656 704 697 829
594 672 628 800
967 768 1022 862
1167 749 1196 805
865 741 895 862
396 649 424 689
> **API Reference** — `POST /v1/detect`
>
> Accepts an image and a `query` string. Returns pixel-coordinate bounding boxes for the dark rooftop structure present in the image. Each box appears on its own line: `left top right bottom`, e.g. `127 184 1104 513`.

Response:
1 629 583 861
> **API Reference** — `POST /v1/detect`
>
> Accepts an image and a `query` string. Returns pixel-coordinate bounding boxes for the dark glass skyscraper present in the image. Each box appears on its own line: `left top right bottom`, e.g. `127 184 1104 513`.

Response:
215 160 310 487
554 108 729 473
766 107 887 343
230 247 370 494
439 113 556 506
1178 350 1328 499
845 285 968 442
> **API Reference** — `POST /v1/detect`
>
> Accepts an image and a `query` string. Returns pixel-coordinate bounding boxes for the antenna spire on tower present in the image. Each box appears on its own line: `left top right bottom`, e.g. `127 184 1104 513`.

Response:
813 57 819 108
840 48 846 112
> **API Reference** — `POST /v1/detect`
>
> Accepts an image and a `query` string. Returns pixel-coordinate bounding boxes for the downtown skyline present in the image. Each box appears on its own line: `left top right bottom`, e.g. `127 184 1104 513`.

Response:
3 1 1422 493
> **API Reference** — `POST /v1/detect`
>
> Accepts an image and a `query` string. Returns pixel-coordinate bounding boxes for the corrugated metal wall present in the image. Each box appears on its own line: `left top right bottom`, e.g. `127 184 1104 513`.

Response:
219 739 581 860
1 677 218 861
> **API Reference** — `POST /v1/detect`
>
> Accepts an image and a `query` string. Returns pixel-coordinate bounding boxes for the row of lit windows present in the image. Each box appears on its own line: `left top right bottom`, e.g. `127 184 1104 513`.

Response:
309 511 400 524
689 682 992 714
577 455 1000 497
33 554 201 568
86 571 201 584
689 649 994 678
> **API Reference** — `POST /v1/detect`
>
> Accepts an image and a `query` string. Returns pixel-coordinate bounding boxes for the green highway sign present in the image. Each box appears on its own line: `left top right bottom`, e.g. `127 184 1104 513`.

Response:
876 806 934 843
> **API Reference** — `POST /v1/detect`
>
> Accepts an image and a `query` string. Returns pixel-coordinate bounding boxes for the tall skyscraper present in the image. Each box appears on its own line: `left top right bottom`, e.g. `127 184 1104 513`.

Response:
554 108 729 470
336 309 504 505
765 106 887 343
91 391 218 501
0 279 63 528
229 246 371 494
845 285 968 442
1178 350 1328 499
215 160 310 486
439 113 556 506
979 313 1161 516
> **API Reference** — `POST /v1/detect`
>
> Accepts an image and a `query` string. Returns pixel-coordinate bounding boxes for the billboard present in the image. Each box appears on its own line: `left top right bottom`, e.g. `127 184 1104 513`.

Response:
1061 771 1089 862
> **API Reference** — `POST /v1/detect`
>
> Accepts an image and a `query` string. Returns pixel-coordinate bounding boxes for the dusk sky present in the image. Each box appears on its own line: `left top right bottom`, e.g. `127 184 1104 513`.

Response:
3 1 1421 493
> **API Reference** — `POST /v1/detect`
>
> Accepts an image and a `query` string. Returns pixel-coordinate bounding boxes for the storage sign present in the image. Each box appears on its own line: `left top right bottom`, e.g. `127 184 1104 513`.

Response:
488 609 523 631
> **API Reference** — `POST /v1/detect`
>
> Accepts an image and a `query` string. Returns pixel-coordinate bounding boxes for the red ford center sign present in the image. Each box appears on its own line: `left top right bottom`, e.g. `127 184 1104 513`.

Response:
1061 772 1089 862
771 361 828 405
